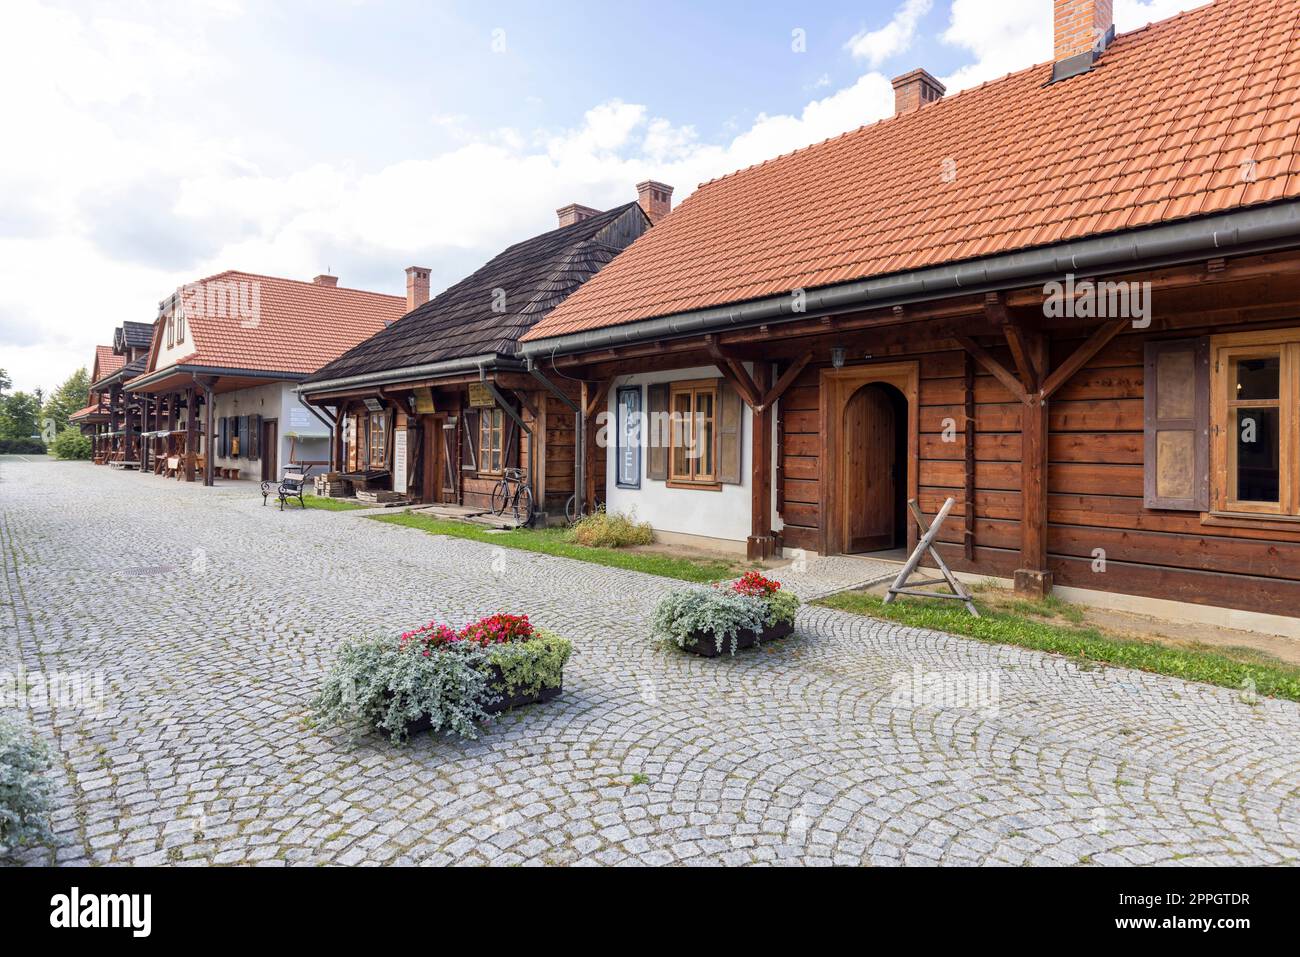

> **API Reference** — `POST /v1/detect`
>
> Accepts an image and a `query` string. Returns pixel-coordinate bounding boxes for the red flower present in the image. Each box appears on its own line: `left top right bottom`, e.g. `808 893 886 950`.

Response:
732 571 780 597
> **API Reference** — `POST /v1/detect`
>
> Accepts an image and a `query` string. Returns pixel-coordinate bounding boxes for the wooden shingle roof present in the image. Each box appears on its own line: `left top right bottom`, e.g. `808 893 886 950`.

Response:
304 202 648 384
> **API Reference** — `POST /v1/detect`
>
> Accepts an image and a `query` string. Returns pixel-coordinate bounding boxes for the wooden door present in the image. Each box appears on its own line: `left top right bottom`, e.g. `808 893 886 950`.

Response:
843 385 896 553
421 416 442 504
261 419 278 481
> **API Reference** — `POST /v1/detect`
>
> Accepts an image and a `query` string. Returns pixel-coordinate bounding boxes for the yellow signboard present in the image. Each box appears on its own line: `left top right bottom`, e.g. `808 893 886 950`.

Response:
468 382 496 408
414 387 436 414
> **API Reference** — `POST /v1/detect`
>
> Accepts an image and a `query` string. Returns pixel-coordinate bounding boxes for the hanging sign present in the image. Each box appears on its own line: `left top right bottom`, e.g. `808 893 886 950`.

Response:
468 383 496 408
414 387 436 414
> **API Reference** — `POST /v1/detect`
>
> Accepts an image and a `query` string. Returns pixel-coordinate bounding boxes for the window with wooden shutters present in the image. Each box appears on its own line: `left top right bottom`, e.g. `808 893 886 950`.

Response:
368 411 387 469
668 380 720 487
479 407 504 475
344 414 358 471
1144 338 1208 511
646 383 668 480
1209 330 1300 516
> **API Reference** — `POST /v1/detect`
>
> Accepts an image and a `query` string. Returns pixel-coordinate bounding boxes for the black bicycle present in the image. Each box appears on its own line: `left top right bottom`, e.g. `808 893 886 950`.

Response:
490 467 535 527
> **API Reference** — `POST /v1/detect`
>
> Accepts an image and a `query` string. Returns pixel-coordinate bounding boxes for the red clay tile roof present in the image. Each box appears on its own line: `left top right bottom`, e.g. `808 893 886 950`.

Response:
129 271 405 385
93 345 124 382
523 0 1300 342
69 400 108 421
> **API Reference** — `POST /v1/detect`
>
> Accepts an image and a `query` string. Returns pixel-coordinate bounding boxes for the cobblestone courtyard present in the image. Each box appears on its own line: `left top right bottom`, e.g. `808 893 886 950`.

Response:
3 457 1298 866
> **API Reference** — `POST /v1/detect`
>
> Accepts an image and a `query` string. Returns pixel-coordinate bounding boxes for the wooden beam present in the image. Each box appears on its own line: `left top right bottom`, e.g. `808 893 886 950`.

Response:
747 362 775 560
583 378 613 419
1039 318 1128 400
954 335 1026 402
1014 329 1051 599
760 352 812 408
705 335 763 408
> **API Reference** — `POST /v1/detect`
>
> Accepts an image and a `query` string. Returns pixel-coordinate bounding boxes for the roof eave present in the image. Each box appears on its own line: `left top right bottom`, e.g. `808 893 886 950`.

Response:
298 353 524 396
520 200 1300 358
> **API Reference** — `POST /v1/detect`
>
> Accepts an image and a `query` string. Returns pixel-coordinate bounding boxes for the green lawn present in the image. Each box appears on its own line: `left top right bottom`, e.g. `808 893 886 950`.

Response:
369 512 748 583
816 590 1300 703
302 494 367 512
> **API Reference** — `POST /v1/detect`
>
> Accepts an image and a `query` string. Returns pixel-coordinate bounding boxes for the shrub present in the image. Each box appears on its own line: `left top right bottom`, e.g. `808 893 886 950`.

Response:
313 615 572 743
652 572 800 656
49 428 91 460
0 438 46 455
0 718 54 855
569 507 654 548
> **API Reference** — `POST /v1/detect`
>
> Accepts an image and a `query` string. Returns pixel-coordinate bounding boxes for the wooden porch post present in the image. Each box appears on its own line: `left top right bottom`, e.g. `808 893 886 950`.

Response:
1016 389 1051 598
330 406 343 472
580 379 612 516
109 383 121 457
138 394 150 471
184 386 197 482
747 361 775 560
203 384 215 487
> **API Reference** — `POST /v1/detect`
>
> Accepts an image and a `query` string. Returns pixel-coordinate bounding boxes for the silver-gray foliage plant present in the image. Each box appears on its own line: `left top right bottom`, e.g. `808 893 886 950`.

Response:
0 717 55 856
651 587 770 656
313 638 496 744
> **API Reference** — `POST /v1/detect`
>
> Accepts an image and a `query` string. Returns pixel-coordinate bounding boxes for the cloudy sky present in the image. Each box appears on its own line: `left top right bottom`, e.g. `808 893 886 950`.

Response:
2 0 1206 393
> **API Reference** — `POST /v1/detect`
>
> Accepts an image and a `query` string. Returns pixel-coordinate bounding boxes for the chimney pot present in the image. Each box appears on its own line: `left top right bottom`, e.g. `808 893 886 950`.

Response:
890 68 945 116
405 266 431 313
636 180 674 223
312 274 338 287
1052 0 1114 82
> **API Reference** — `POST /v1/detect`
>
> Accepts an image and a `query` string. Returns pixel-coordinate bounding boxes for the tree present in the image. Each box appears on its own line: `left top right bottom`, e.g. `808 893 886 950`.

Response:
0 368 11 395
42 367 90 436
0 391 42 441
50 427 92 460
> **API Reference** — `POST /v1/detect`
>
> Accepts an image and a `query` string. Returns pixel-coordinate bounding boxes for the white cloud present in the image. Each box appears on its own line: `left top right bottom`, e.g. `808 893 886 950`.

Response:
846 0 934 68
939 0 1211 93
3 0 1213 394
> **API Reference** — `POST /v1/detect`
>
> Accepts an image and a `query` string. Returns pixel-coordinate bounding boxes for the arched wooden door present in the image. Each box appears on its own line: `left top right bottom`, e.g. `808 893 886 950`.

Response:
843 384 897 552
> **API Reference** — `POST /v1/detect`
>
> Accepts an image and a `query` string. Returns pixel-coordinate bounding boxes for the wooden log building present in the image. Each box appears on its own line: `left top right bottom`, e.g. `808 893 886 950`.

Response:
518 0 1300 624
299 186 669 517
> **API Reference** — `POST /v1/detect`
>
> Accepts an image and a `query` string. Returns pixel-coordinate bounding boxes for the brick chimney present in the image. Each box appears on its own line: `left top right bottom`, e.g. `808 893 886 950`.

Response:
405 266 430 312
1052 0 1114 82
636 181 674 223
556 203 600 228
891 68 945 115
312 274 338 287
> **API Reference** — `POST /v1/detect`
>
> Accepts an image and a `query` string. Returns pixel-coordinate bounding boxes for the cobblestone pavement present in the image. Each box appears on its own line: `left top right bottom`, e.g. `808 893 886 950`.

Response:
3 458 1299 866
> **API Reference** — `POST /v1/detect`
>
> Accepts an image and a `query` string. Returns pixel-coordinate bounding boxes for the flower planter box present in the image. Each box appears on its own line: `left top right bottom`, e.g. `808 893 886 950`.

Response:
680 619 793 658
403 664 563 734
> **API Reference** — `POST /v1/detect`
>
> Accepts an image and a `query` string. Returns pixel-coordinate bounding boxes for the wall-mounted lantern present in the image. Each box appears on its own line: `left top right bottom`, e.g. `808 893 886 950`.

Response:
831 346 846 369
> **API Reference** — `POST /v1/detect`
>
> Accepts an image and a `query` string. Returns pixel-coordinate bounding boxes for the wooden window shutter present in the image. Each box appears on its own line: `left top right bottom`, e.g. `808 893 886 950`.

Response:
1143 337 1209 510
238 415 249 459
219 417 228 458
646 383 669 480
249 415 260 459
505 409 520 469
461 409 479 471
717 379 744 485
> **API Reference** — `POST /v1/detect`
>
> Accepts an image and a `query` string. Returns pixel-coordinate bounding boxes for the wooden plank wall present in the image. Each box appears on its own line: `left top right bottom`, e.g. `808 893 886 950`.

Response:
776 328 1300 617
